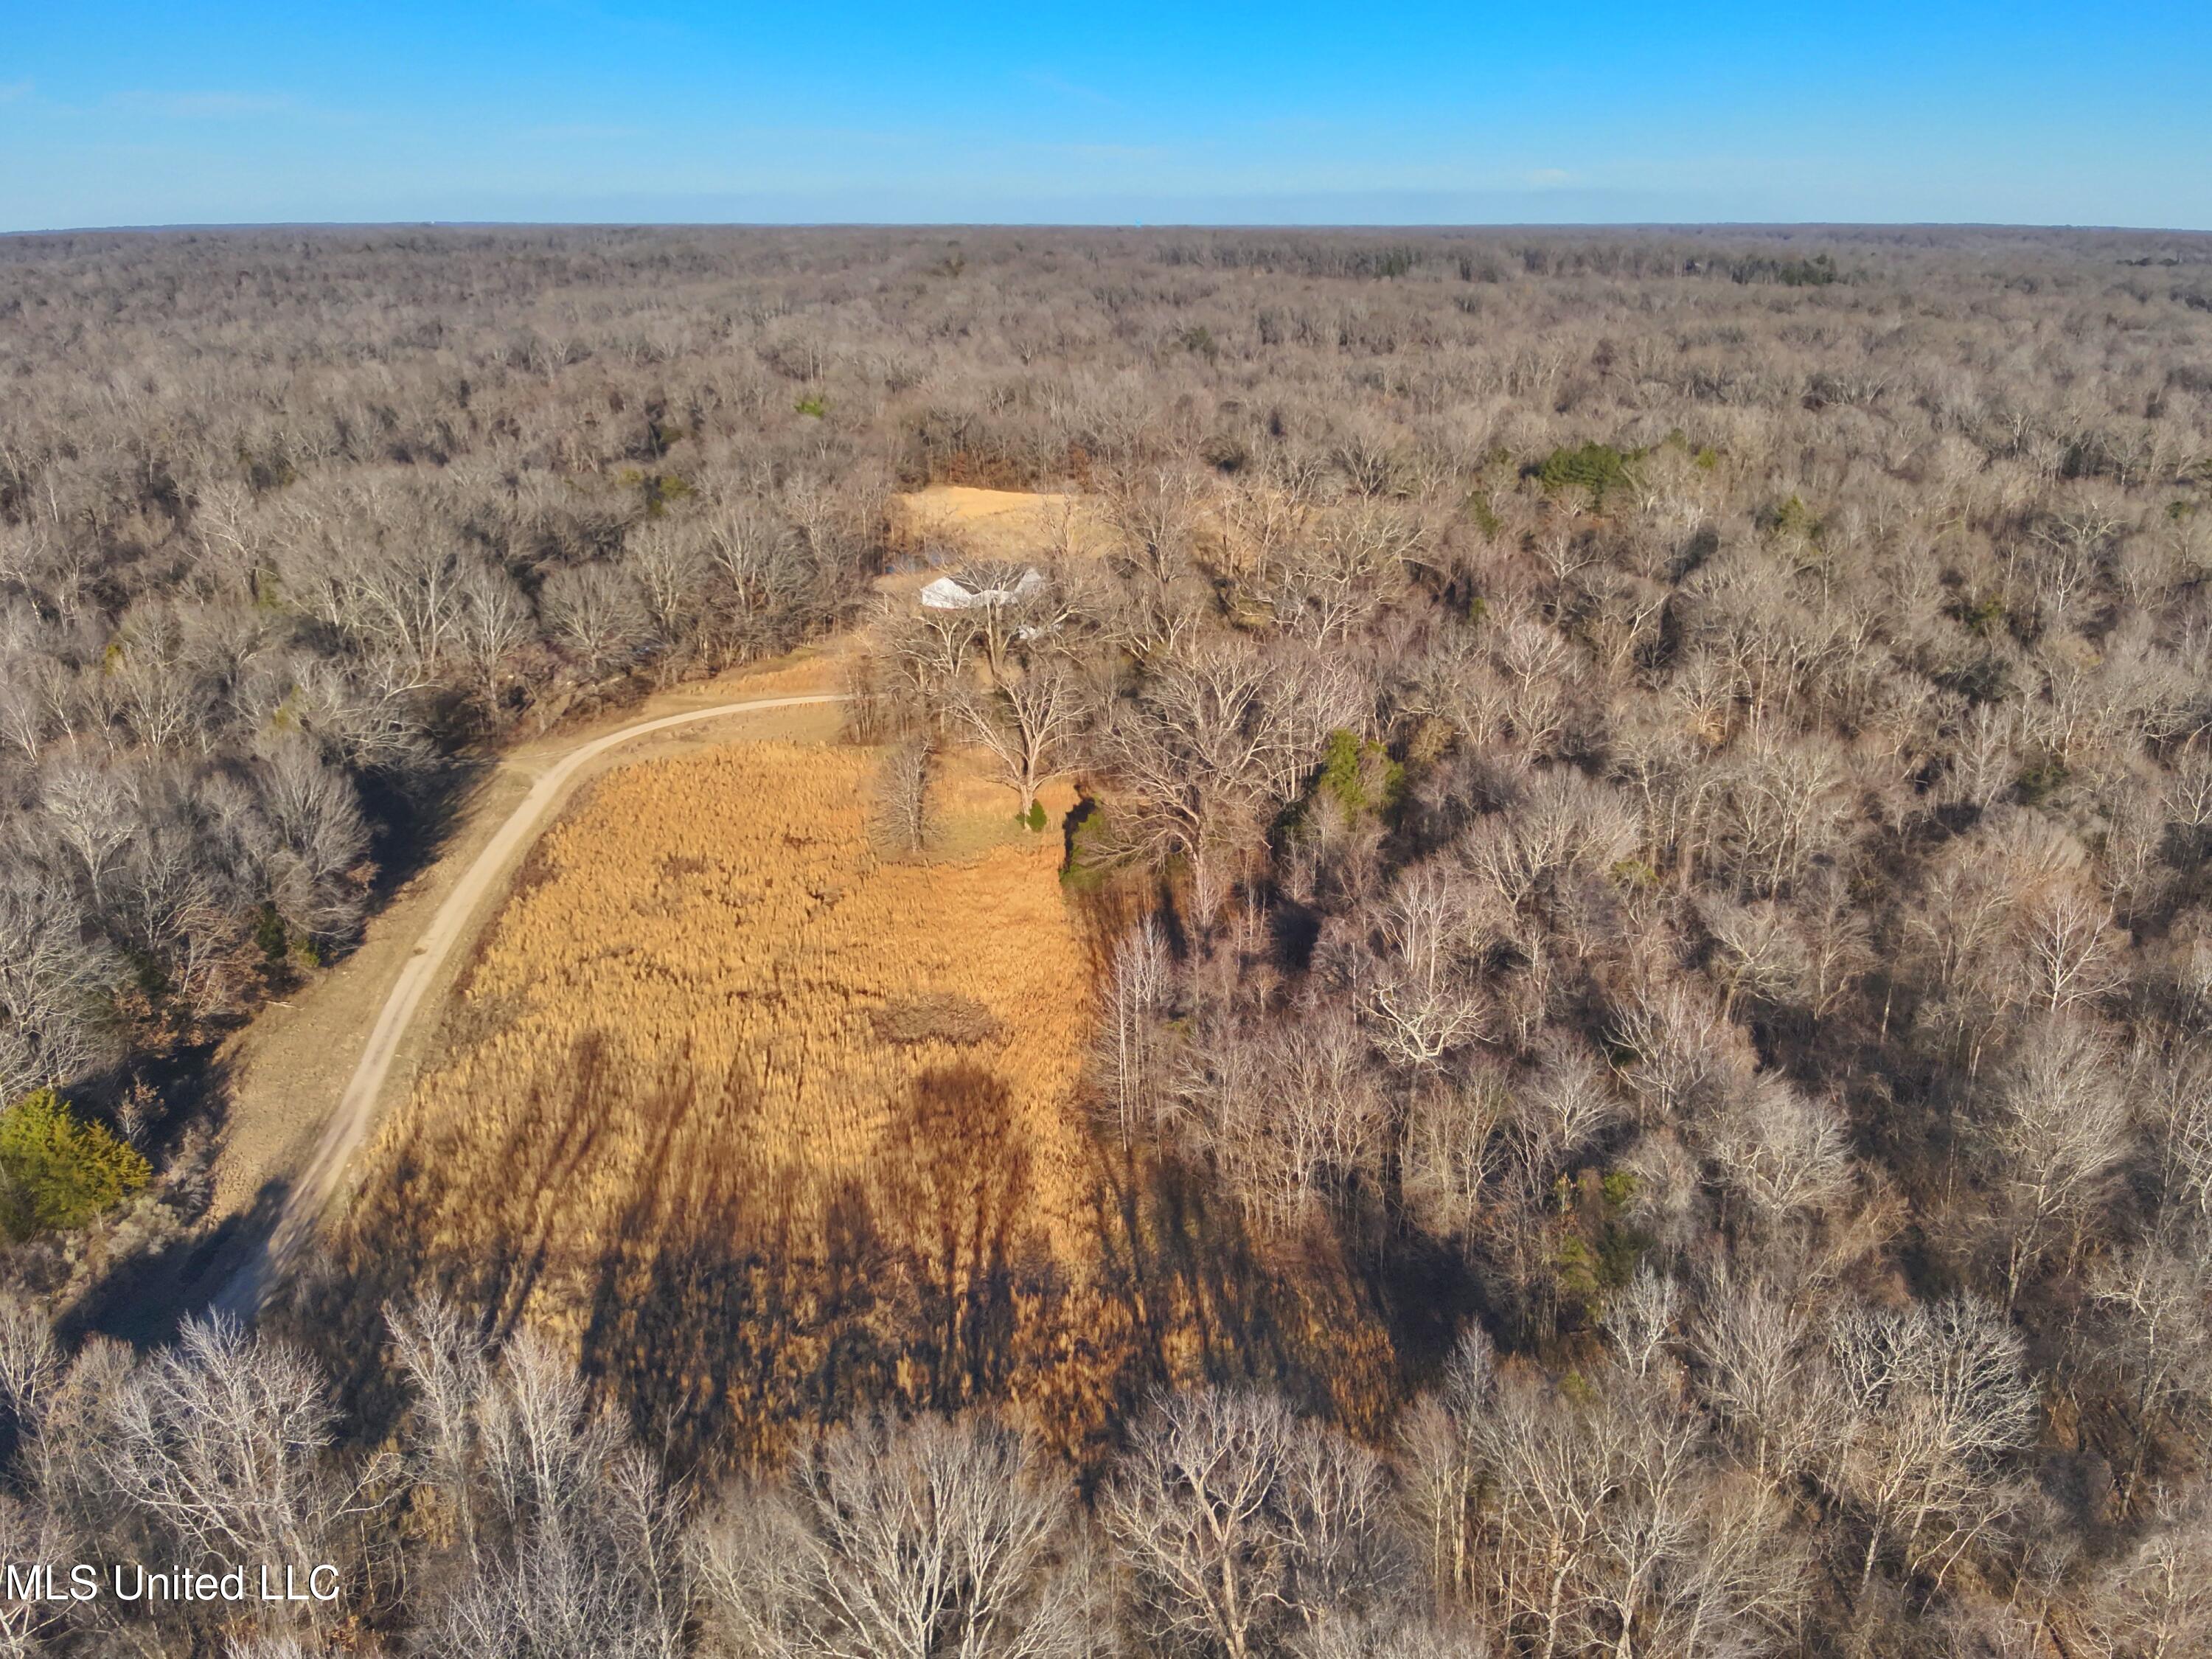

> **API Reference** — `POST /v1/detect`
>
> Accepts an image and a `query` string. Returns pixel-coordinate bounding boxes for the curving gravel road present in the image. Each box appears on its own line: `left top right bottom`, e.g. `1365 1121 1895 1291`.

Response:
212 692 844 1322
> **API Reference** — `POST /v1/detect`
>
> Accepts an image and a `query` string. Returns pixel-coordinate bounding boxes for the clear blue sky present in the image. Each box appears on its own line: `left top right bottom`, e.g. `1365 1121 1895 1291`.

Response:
3 1 2207 232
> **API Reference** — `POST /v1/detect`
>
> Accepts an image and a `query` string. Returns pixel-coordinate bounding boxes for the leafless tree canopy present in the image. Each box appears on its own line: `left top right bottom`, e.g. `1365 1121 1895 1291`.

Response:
2 223 2211 1652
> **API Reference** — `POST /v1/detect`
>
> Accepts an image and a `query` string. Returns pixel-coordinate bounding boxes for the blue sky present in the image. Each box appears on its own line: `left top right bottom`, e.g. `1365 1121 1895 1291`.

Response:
2 1 2208 232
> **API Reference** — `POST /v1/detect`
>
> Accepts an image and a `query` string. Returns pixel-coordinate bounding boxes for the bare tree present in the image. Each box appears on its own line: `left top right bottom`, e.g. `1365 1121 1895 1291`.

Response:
1099 643 1292 923
542 562 650 678
412 1323 689 1659
1687 1269 1846 1490
1326 863 1496 1073
1825 1295 2035 1595
947 562 1073 684
39 759 135 906
1400 1068 1512 1243
273 483 476 676
1608 983 1754 1129
1983 1018 2132 1302
953 656 1087 820
2016 886 2125 1016
1269 503 1419 644
1703 1077 1855 1229
0 866 122 1099
695 1411 1100 1659
1181 1001 1386 1231
1102 1390 1396 1659
96 1318 392 1628
1099 464 1206 585
876 737 933 855
1700 897 1812 1018
256 737 372 940
1412 1322 1806 1658
1096 917 1171 1153
386 1293 495 1565
451 559 537 701
2085 1499 2212 1659
1710 736 1848 899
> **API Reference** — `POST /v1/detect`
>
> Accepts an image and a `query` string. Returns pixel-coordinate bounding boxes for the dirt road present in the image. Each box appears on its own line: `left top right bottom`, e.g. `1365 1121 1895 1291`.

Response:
210 692 844 1322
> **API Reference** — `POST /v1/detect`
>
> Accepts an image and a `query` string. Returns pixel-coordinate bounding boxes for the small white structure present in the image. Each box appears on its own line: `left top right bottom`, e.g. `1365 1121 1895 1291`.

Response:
918 567 1048 611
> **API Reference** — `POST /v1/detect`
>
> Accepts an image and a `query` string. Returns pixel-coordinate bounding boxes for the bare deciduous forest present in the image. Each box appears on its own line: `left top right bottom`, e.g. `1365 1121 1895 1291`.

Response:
2 223 2212 1654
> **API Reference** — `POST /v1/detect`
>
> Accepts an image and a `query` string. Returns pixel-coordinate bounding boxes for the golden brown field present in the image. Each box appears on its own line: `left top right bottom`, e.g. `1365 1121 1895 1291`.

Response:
431 742 1096 1254
314 737 1397 1466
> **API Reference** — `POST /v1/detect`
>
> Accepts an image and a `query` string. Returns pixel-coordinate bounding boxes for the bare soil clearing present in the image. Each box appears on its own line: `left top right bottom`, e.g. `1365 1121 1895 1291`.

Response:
888 485 1108 564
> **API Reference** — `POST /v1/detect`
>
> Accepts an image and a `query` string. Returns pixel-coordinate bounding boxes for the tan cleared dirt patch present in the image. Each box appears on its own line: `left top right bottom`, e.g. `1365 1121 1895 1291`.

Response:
890 485 1109 563
886 482 1342 586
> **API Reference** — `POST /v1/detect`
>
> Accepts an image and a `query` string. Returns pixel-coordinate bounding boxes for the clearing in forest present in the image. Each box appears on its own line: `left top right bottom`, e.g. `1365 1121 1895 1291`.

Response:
316 737 1397 1464
322 742 1107 1447
889 485 1109 564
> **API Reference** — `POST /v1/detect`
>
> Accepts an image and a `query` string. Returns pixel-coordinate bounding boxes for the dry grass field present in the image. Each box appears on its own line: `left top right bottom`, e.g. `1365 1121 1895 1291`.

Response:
315 737 1397 1465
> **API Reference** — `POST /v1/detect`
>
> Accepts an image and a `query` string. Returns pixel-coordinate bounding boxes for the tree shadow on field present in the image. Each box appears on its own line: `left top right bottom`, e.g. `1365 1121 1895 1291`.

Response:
274 1026 622 1427
477 1028 616 1336
1084 1142 1406 1446
573 1060 1050 1472
893 1064 1037 1410
295 1029 1408 1477
566 1046 894 1469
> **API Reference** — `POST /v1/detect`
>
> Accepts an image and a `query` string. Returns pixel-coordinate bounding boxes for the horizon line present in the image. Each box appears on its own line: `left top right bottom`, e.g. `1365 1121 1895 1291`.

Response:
8 218 2212 239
